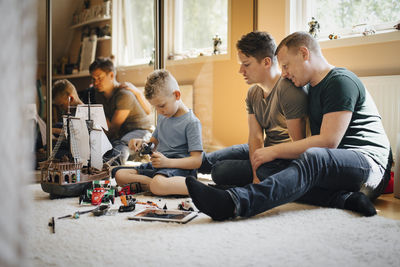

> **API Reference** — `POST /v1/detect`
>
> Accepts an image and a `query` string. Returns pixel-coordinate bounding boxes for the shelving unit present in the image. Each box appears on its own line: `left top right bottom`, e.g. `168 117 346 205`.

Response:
53 0 112 80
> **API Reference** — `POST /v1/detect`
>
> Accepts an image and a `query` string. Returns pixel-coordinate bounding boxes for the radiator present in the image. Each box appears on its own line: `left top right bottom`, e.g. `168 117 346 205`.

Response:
360 75 400 154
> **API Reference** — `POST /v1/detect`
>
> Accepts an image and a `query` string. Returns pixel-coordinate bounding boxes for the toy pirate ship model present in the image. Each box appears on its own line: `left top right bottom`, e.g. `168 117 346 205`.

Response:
40 99 115 198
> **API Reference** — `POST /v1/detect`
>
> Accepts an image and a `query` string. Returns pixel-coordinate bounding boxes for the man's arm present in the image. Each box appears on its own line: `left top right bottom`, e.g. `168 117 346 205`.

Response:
150 151 203 169
252 110 352 170
106 109 131 140
121 82 152 115
286 117 307 141
248 114 264 183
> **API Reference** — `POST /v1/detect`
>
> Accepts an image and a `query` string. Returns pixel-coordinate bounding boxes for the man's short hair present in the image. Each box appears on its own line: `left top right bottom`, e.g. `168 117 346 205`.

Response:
52 79 77 100
144 69 179 100
275 31 320 56
236 31 276 63
89 57 116 74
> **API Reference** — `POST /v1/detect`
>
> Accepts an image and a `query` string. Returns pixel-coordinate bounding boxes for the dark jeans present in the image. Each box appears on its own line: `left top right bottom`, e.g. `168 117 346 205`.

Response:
228 147 388 218
199 144 292 186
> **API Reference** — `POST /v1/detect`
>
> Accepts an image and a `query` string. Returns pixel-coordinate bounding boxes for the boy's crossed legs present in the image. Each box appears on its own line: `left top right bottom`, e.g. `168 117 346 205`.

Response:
114 168 190 196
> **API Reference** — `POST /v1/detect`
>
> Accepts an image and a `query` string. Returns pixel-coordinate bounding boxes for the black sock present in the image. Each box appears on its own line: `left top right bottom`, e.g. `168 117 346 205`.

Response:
344 192 377 217
186 176 235 221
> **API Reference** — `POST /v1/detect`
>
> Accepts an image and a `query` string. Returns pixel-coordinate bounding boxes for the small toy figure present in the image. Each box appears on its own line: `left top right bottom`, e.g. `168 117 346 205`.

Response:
328 33 339 40
362 26 376 36
119 195 136 212
308 17 320 38
178 200 195 211
213 34 222 54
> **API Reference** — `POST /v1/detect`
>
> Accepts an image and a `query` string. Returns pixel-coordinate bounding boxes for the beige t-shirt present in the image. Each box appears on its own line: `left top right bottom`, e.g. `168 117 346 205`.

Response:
246 77 308 147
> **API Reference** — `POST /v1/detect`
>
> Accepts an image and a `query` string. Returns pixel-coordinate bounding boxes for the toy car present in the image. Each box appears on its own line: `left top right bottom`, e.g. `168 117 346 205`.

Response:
178 200 194 211
79 180 115 205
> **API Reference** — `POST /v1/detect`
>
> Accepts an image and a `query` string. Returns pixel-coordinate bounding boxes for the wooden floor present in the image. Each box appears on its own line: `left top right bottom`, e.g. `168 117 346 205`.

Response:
375 193 400 220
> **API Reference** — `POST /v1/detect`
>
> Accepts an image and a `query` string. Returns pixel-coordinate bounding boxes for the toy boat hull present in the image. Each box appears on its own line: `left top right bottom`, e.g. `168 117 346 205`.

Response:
39 161 110 198
41 181 92 199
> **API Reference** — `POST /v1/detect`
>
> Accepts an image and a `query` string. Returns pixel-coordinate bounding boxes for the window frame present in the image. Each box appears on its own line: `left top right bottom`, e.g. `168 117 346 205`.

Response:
285 0 400 49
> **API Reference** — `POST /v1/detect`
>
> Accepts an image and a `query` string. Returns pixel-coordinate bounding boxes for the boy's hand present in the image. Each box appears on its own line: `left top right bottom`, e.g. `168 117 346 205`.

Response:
150 152 170 168
128 139 144 152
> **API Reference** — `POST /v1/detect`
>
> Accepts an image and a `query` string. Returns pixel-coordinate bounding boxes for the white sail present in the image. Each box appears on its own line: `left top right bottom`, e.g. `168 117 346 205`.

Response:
75 104 108 131
90 128 112 170
70 117 90 164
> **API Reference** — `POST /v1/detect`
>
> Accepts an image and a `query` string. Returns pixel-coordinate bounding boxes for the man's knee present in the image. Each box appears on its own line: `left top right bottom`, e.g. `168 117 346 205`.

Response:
211 160 252 185
300 147 327 162
211 161 232 184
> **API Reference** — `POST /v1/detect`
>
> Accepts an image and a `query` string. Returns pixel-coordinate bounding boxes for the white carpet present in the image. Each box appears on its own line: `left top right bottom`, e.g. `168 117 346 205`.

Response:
27 183 400 267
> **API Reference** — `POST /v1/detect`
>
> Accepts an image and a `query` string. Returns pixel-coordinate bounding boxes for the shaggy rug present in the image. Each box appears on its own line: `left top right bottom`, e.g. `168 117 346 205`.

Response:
27 183 400 267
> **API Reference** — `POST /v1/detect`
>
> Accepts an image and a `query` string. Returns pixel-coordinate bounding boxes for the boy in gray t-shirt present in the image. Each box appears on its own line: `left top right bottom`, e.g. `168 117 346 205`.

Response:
113 70 203 196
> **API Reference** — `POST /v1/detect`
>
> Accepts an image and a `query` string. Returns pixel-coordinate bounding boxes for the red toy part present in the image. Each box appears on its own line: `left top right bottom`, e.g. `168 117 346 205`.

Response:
383 172 394 194
92 187 107 205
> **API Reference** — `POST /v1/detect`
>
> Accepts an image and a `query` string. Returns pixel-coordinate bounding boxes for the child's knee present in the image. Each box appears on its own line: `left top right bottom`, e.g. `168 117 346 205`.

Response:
115 169 137 185
149 175 168 195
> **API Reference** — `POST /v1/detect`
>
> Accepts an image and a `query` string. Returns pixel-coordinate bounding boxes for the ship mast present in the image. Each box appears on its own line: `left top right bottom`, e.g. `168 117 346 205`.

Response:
86 92 94 174
66 96 74 161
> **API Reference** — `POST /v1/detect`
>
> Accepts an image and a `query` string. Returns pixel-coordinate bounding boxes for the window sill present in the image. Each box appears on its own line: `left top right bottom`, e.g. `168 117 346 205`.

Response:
166 53 230 66
116 53 231 70
319 30 400 49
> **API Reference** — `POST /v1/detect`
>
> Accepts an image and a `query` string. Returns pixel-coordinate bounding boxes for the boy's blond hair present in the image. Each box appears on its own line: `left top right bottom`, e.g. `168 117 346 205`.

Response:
144 69 179 100
52 79 78 101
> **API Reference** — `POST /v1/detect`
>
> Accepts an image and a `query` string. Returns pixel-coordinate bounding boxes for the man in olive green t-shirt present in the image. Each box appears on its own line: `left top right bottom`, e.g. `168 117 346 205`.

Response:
199 31 308 186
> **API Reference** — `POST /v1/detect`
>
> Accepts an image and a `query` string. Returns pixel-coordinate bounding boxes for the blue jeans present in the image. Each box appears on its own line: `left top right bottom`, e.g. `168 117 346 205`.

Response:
200 144 292 186
228 147 387 218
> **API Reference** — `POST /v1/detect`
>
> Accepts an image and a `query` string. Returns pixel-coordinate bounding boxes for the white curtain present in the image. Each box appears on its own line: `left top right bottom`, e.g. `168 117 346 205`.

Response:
0 0 35 266
114 0 136 66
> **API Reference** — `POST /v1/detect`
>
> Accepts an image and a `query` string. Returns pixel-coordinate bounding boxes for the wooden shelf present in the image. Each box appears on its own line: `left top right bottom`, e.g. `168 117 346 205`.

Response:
52 70 90 80
97 36 111 42
70 16 111 29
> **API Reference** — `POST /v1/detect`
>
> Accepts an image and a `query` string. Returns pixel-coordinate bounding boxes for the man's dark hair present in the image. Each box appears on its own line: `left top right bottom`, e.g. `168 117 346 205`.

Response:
275 31 320 56
236 31 276 63
89 57 116 74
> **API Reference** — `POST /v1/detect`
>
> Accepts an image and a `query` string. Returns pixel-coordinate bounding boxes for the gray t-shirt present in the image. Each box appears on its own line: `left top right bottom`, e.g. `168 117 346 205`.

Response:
153 110 203 158
246 77 308 146
95 87 152 140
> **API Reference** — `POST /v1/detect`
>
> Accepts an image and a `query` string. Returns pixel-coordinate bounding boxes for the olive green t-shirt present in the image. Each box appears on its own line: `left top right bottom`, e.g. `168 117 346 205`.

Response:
246 77 308 147
308 67 390 167
95 87 152 140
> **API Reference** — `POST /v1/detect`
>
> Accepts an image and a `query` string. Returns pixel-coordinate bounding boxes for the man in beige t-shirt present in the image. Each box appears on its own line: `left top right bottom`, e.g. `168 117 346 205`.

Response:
199 31 308 186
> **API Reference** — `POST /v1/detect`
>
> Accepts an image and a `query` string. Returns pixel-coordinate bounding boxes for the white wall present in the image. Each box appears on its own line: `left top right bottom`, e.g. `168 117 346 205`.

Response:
0 0 36 265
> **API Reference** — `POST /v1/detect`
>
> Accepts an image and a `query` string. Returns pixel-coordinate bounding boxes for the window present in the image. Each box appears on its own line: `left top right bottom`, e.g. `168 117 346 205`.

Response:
169 0 229 60
114 0 230 67
288 0 400 40
113 0 155 66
